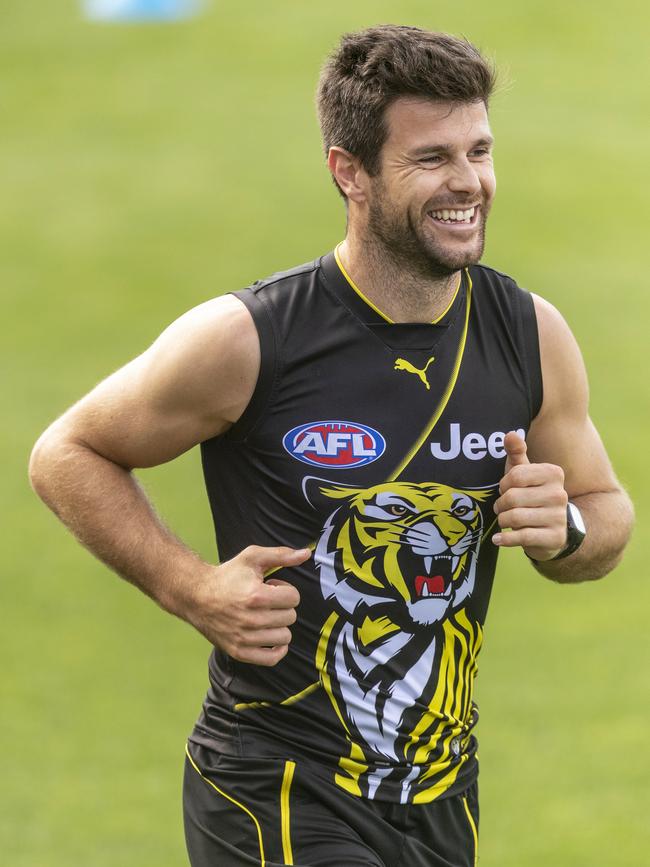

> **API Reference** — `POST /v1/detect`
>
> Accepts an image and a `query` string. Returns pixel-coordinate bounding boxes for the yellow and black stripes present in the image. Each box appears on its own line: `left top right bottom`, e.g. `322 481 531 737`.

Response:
410 611 483 803
185 744 296 866
280 760 296 864
185 743 268 865
313 606 483 804
463 794 479 867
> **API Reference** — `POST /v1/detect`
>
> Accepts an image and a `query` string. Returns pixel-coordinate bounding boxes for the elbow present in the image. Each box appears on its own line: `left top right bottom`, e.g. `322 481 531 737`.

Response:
28 428 58 502
29 420 75 503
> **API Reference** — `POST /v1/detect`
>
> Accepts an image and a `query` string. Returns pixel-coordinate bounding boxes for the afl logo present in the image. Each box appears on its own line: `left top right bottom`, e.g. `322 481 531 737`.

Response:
283 420 386 469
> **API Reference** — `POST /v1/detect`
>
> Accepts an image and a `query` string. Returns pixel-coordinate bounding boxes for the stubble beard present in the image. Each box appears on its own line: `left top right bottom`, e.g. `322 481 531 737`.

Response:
366 184 488 281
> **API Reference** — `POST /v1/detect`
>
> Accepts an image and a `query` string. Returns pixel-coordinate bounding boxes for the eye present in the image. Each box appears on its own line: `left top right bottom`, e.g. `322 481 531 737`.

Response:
388 504 409 516
452 505 471 517
469 148 491 159
419 154 443 165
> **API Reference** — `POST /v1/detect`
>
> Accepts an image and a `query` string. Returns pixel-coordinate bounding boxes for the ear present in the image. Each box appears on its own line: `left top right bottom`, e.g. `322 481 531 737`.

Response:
302 475 361 512
327 147 368 203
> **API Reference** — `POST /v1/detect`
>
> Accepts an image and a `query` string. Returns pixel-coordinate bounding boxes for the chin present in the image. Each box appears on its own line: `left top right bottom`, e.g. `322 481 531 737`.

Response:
421 240 485 274
406 597 451 625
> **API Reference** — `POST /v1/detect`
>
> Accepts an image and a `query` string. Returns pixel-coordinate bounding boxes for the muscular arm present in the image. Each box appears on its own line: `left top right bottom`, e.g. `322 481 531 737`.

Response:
29 295 308 663
493 295 633 583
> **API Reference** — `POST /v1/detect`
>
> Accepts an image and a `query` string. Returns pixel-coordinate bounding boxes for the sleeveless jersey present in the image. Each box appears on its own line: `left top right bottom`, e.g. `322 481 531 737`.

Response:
190 250 542 806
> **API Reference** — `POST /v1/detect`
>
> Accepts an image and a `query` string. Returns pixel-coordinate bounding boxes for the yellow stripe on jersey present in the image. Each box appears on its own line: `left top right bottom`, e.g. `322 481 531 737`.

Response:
234 680 321 712
463 795 479 866
334 242 462 325
388 272 472 481
185 743 267 866
280 760 296 864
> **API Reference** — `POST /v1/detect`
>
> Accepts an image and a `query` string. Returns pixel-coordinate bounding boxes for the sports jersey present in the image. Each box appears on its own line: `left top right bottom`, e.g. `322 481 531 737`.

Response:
189 248 542 806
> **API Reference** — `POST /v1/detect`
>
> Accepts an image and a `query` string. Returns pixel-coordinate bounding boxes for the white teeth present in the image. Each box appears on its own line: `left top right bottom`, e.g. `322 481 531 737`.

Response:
431 206 476 223
424 556 432 573
421 584 430 598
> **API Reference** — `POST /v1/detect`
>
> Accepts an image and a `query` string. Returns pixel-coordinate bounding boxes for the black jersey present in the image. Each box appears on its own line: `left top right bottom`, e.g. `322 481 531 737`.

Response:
190 249 542 806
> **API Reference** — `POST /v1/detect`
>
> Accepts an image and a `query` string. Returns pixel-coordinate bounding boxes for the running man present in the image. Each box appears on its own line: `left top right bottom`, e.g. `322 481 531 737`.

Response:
30 25 633 867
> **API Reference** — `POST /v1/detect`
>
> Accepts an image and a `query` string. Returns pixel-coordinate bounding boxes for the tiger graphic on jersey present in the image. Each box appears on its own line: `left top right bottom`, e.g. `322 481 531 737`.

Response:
311 480 491 803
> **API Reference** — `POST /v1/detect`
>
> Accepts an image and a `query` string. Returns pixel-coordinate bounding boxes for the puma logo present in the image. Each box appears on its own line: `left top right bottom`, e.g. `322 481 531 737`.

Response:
394 357 435 390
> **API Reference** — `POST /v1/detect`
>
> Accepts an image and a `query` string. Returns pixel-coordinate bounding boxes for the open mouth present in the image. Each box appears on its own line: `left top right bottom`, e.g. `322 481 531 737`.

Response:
427 205 479 228
407 554 457 600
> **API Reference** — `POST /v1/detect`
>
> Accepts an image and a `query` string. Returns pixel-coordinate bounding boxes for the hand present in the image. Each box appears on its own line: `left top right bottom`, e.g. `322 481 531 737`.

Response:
492 432 568 561
187 545 310 666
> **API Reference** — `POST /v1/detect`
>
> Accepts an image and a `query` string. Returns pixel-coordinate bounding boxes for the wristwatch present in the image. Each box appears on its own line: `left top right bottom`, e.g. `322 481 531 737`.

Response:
549 502 587 561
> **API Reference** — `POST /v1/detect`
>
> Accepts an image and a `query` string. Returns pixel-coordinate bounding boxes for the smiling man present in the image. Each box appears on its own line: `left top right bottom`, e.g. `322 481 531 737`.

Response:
30 25 633 867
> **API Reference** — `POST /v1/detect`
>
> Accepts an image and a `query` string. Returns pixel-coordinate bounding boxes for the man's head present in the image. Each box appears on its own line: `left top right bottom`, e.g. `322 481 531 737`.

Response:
317 26 497 276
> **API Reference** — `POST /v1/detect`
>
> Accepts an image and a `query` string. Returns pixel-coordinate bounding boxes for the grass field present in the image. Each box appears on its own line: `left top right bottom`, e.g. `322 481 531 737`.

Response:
2 1 648 864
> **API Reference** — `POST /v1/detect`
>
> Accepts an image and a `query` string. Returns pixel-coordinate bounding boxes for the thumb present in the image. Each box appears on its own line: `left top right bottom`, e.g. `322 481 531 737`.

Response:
240 545 312 576
504 431 530 473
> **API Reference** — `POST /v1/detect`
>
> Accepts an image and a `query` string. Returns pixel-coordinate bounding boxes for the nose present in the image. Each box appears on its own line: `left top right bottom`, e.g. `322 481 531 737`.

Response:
405 521 448 556
446 157 482 197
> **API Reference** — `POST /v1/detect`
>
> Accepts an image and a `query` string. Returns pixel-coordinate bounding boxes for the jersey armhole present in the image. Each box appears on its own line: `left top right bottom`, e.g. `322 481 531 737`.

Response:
517 288 543 421
224 287 279 442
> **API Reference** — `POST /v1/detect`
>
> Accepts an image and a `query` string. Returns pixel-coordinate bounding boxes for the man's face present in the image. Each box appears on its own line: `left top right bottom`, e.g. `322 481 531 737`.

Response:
365 98 496 277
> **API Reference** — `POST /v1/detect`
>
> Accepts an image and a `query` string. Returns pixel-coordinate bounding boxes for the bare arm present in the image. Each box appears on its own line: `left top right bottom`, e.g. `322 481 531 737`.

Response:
29 295 309 663
493 295 633 582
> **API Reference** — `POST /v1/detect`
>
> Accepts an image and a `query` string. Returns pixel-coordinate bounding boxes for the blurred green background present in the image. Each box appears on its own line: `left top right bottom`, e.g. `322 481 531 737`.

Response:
2 1 648 864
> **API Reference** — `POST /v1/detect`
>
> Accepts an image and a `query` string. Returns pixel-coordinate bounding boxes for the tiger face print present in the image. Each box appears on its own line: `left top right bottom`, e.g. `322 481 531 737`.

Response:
310 480 492 799
315 481 490 628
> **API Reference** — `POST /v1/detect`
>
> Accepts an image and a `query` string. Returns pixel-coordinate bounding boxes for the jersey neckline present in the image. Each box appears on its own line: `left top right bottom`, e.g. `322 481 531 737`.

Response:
319 245 465 329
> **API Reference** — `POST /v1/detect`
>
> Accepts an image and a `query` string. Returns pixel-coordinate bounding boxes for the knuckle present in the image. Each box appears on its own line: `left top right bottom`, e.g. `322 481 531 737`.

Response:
553 528 567 547
238 545 258 564
510 466 526 486
549 487 567 506
273 645 289 664
238 611 257 629
520 529 533 547
509 512 525 530
247 589 266 609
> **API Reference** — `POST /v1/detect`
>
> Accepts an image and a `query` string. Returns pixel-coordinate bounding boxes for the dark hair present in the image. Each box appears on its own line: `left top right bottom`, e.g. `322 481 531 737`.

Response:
317 25 496 196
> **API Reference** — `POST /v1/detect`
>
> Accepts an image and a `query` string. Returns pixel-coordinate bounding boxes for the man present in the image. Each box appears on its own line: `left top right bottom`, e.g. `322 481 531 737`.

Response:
30 24 632 867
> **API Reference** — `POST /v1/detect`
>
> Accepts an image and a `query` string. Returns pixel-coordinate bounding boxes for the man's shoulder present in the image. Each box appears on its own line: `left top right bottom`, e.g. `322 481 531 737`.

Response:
469 261 521 290
245 256 323 295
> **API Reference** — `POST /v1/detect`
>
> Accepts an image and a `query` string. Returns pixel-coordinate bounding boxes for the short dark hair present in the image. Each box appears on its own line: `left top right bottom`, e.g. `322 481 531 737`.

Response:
317 25 496 196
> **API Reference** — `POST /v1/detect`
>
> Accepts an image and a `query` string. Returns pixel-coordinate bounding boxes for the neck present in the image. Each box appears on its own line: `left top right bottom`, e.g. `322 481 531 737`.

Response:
338 231 461 324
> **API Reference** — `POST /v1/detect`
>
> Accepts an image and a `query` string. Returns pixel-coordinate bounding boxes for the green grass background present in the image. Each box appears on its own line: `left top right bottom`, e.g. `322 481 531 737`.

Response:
2 1 648 864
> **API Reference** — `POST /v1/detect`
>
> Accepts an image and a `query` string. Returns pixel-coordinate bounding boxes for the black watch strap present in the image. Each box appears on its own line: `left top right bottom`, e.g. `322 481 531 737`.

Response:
549 502 586 561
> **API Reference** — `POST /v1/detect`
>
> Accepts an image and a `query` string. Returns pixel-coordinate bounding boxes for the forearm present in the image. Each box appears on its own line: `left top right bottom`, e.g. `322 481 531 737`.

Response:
531 488 634 583
29 432 207 618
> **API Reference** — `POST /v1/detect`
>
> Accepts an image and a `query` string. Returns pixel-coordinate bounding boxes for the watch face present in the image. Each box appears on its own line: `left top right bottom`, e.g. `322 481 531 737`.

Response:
568 502 586 535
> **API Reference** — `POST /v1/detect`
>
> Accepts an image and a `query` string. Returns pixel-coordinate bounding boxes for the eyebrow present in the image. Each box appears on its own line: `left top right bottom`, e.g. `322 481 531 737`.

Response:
410 136 495 156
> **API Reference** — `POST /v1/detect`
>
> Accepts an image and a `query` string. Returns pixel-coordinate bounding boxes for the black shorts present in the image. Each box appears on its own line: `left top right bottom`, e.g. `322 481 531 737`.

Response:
183 743 479 867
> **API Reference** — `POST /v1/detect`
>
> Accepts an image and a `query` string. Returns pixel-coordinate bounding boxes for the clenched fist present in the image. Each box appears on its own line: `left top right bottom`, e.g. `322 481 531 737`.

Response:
492 432 568 561
185 545 311 666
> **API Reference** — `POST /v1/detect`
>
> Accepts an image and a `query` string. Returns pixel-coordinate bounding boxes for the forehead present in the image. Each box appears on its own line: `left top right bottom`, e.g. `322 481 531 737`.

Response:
382 97 491 152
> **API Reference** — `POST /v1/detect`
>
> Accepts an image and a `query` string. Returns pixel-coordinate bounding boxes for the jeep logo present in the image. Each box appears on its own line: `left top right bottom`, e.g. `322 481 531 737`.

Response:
430 423 525 461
